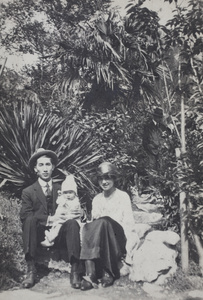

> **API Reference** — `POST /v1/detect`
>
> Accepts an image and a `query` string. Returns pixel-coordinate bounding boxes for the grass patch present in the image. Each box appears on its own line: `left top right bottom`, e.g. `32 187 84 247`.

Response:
0 191 25 290
164 262 203 293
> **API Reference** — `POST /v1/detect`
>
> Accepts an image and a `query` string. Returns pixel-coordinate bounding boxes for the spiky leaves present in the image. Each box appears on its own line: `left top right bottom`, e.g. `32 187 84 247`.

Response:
0 102 101 196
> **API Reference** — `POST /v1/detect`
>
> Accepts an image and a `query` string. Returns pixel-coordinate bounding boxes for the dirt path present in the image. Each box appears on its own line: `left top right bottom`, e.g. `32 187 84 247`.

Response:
32 268 151 300
1 267 202 300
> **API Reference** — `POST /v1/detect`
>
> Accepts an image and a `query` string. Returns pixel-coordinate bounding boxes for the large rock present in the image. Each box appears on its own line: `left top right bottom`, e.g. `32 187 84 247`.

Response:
129 230 180 284
132 190 164 225
135 203 162 212
134 223 151 239
133 192 164 225
132 191 164 205
145 230 180 246
133 211 163 224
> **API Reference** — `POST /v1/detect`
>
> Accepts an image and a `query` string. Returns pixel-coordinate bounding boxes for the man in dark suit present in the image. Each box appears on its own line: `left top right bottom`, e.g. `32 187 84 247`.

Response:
20 148 82 289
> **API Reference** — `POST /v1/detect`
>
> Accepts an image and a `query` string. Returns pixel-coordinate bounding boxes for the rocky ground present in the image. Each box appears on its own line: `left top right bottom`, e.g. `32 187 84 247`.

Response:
0 264 203 300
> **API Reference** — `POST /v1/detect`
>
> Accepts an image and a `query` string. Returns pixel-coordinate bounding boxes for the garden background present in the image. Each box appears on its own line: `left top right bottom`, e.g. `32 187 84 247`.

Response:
0 0 202 294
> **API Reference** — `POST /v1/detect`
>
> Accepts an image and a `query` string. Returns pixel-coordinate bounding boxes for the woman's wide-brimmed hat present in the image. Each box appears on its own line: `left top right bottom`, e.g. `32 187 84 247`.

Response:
97 162 119 178
28 148 58 170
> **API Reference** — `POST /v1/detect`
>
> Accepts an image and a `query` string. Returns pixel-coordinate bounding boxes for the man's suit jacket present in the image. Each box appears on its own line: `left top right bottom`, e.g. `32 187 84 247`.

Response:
20 180 61 226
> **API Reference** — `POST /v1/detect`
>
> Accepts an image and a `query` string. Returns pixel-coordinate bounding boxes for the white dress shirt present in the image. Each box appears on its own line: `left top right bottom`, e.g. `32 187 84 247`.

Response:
38 178 52 195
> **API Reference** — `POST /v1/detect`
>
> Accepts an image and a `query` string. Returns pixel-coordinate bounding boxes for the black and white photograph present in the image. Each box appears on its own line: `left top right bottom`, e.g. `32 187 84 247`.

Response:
0 0 202 299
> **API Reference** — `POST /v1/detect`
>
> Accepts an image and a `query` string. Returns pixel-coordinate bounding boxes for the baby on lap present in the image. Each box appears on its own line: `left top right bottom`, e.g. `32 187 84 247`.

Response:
41 174 81 247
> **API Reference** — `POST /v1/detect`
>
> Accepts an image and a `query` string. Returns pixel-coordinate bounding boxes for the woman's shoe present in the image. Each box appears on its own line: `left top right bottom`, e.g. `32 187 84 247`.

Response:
80 274 98 291
70 272 81 289
101 270 114 288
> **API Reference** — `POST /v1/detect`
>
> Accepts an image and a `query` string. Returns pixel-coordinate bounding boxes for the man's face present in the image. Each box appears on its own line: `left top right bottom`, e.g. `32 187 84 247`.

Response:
34 156 54 182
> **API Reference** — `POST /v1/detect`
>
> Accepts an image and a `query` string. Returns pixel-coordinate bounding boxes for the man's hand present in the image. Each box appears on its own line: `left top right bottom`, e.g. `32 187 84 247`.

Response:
48 213 67 224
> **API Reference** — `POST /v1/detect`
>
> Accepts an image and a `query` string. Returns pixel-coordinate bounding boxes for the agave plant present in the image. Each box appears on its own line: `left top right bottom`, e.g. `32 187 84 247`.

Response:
0 101 102 197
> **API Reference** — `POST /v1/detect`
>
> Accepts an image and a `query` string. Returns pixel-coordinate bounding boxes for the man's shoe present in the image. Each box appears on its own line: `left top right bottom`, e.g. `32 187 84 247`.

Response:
80 274 98 291
22 270 35 288
70 262 81 289
101 270 114 288
22 259 36 288
70 272 81 289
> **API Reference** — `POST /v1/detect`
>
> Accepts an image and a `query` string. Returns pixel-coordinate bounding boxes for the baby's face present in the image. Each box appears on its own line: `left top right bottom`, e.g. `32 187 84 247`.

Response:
62 190 76 200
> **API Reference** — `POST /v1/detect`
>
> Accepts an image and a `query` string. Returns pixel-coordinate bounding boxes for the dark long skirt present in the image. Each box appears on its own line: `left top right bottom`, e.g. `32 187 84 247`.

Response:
80 216 126 278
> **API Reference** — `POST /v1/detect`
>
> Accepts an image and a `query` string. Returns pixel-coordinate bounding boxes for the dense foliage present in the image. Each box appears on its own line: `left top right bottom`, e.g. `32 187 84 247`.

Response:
0 192 25 290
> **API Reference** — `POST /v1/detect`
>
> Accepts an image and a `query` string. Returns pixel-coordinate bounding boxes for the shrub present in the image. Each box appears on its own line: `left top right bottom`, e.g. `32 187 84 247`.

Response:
76 108 139 193
0 191 25 290
0 101 101 199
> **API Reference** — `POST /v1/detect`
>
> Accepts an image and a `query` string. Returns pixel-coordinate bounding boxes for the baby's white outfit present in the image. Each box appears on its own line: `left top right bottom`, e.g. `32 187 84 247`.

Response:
41 194 81 247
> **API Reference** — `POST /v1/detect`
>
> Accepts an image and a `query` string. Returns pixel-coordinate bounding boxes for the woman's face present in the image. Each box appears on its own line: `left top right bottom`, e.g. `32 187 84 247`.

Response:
98 174 115 192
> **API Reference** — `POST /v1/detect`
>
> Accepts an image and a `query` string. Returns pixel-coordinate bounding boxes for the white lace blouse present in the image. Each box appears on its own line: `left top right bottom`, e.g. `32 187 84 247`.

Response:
91 188 138 264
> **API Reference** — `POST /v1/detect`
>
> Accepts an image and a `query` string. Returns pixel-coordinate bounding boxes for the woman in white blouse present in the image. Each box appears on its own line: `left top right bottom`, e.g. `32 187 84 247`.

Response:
80 162 136 291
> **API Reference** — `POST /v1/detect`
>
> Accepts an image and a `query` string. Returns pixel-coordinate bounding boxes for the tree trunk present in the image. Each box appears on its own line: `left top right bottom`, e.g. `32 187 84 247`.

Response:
180 95 189 272
193 232 203 276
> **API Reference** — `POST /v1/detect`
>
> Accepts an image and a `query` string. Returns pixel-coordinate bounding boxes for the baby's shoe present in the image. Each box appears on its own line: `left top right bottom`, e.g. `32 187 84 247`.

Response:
45 230 52 241
41 239 54 247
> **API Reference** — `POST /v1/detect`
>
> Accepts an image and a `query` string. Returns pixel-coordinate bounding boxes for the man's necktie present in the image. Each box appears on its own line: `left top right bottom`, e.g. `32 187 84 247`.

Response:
45 183 51 197
45 183 52 215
